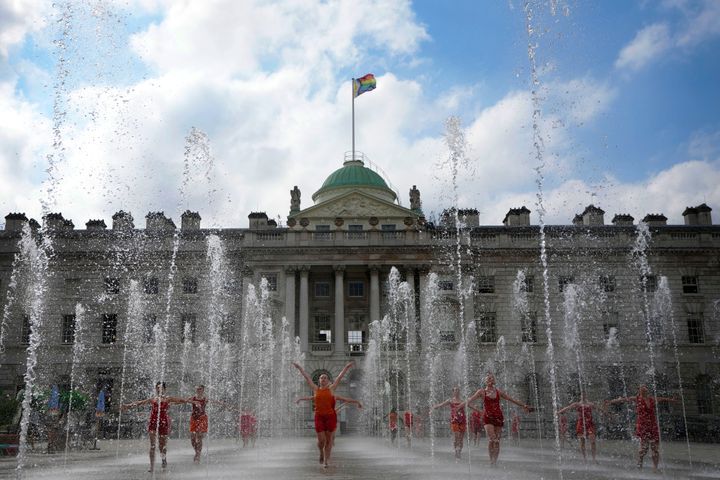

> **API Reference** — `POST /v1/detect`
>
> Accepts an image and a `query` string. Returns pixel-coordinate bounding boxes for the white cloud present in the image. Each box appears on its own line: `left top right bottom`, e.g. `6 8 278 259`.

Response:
0 0 48 59
615 23 672 72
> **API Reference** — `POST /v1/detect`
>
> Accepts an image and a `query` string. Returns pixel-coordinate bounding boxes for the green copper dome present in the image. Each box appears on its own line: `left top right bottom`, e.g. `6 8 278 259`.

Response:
312 160 397 202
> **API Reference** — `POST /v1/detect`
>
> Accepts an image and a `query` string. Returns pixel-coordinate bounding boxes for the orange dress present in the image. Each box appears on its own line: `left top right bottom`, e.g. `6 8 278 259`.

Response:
314 388 337 433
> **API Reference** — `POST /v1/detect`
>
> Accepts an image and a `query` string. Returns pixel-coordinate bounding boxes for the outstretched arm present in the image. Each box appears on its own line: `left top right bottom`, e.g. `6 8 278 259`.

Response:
656 396 678 403
499 389 533 412
468 404 482 413
292 362 318 391
331 361 355 389
466 388 485 405
431 398 451 411
335 394 362 409
121 397 153 411
166 396 190 405
606 396 635 406
295 396 314 405
557 402 578 415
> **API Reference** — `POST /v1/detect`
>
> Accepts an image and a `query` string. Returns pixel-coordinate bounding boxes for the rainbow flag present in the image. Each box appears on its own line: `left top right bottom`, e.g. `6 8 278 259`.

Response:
353 74 376 97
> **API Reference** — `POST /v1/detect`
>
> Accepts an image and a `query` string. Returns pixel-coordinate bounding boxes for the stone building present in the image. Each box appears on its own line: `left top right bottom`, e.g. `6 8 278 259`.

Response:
0 157 719 438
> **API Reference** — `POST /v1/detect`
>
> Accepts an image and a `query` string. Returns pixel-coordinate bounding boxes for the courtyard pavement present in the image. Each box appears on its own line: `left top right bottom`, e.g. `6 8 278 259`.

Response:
0 435 718 479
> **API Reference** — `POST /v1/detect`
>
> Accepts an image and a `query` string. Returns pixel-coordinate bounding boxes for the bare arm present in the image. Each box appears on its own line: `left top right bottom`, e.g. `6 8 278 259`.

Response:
295 396 314 405
121 397 153 410
656 396 678 403
468 405 481 413
165 396 189 405
292 362 318 391
331 362 355 390
335 394 362 409
466 388 485 405
606 396 635 406
557 402 578 415
431 398 451 410
499 389 533 412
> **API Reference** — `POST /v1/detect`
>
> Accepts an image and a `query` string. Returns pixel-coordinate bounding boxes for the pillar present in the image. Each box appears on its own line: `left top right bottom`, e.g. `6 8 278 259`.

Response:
370 265 380 322
284 266 296 338
299 266 309 352
334 265 345 355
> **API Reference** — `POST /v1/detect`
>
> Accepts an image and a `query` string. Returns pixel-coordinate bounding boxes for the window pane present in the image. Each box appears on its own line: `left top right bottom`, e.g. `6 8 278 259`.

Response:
348 281 364 297
314 282 330 297
102 314 117 344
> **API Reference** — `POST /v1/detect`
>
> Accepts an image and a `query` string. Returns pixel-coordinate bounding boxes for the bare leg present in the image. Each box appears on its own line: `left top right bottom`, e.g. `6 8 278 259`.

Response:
316 432 326 464
589 433 597 463
453 431 464 458
579 436 587 460
148 432 156 472
323 431 335 467
638 439 649 468
159 435 168 468
650 440 659 471
195 432 204 462
485 425 501 465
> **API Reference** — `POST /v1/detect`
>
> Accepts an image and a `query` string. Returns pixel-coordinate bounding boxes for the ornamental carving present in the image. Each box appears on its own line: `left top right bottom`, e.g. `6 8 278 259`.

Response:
299 218 309 227
287 217 297 227
369 216 379 226
334 217 344 227
404 217 415 226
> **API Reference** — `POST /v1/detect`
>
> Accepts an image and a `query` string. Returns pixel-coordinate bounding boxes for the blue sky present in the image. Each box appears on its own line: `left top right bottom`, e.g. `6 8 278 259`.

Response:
0 0 718 228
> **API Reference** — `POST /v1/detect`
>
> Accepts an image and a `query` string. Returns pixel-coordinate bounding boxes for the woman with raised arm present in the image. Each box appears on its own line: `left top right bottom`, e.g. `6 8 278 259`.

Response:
606 384 677 471
558 392 602 463
466 373 533 466
292 361 360 469
431 386 467 459
121 382 190 473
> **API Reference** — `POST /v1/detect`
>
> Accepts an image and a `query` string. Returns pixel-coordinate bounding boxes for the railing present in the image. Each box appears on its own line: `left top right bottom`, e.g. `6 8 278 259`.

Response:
310 342 333 356
312 232 334 241
344 231 367 240
348 343 367 356
255 232 285 241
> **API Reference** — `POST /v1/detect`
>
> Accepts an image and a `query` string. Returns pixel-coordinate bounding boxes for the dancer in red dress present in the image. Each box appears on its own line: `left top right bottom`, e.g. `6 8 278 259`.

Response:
292 361 360 468
403 409 414 447
431 386 467 459
559 413 568 449
468 405 484 446
607 385 677 471
386 409 399 445
466 373 532 466
238 409 257 448
558 392 602 463
510 410 521 446
121 382 189 473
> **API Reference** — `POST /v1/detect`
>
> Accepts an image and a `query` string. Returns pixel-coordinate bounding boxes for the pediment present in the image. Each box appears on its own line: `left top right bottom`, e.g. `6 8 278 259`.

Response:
291 190 417 220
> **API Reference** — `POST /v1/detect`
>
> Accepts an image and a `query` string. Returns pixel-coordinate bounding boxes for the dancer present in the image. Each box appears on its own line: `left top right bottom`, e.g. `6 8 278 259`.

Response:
510 410 520 446
386 408 399 445
558 392 602 463
469 405 484 446
559 413 568 449
403 408 414 447
606 385 677 471
292 361 361 469
238 409 257 448
121 382 190 473
431 386 467 459
187 385 233 463
466 373 533 466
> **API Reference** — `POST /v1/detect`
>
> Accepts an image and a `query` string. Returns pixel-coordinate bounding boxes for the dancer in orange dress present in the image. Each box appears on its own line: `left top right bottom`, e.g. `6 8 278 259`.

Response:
606 385 677 471
466 373 532 466
558 392 602 463
292 362 361 468
469 405 484 446
187 385 233 463
121 382 190 473
431 386 467 459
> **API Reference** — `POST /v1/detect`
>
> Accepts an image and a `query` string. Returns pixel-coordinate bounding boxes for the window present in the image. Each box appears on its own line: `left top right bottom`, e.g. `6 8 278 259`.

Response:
381 224 396 231
687 313 704 343
440 331 456 342
602 311 620 341
261 274 278 292
641 275 657 293
477 276 495 294
599 275 616 293
347 224 364 239
314 282 330 298
347 330 363 344
21 315 31 344
348 225 363 231
315 225 332 240
316 225 330 231
523 276 534 293
143 277 159 294
438 280 454 291
102 314 117 344
696 375 713 414
62 314 76 344
314 314 331 342
477 313 497 343
104 277 120 294
220 315 236 343
143 314 157 343
521 312 537 343
682 276 698 294
182 277 198 294
348 281 364 298
181 314 196 343
558 276 574 293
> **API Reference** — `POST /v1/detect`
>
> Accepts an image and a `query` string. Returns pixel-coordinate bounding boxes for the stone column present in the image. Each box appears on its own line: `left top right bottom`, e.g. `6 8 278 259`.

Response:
417 265 430 347
284 266 297 338
240 266 254 344
334 265 345 355
461 265 475 329
299 266 310 353
370 265 380 322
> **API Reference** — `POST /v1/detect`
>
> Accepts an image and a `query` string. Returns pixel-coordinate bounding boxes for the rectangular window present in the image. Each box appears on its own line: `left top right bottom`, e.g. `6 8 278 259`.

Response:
143 277 159 294
438 280 454 291
104 277 120 294
347 224 364 239
682 276 698 294
181 314 197 343
381 224 396 231
558 276 574 293
143 314 157 343
697 376 713 414
316 225 331 231
602 311 620 341
477 276 495 294
687 313 705 343
62 314 76 344
314 315 331 342
182 277 198 294
348 225 363 231
101 314 117 344
521 312 537 343
641 275 657 293
262 274 278 292
523 276 534 293
347 330 363 344
314 281 330 297
348 281 364 298
599 275 616 293
440 331 456 342
477 313 497 343
220 315 236 343
21 315 31 344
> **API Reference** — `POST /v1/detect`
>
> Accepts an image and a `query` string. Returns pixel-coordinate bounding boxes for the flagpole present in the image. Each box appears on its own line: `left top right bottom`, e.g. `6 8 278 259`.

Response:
351 78 355 161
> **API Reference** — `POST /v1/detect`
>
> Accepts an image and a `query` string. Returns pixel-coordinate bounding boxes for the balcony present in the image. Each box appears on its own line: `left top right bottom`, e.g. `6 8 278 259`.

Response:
348 343 367 356
310 342 334 356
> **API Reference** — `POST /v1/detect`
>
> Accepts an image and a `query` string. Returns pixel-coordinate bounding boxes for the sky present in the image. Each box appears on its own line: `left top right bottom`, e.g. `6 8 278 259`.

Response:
0 0 719 229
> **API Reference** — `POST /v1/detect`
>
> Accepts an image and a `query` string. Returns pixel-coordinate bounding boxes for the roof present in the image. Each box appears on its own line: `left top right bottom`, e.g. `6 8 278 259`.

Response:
312 160 396 201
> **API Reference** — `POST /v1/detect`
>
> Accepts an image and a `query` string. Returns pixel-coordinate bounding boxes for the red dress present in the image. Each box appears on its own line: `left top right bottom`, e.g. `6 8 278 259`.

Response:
148 399 171 436
404 411 413 427
575 404 595 436
470 410 484 433
635 396 659 441
190 396 208 433
450 402 466 432
240 414 257 437
483 389 504 427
